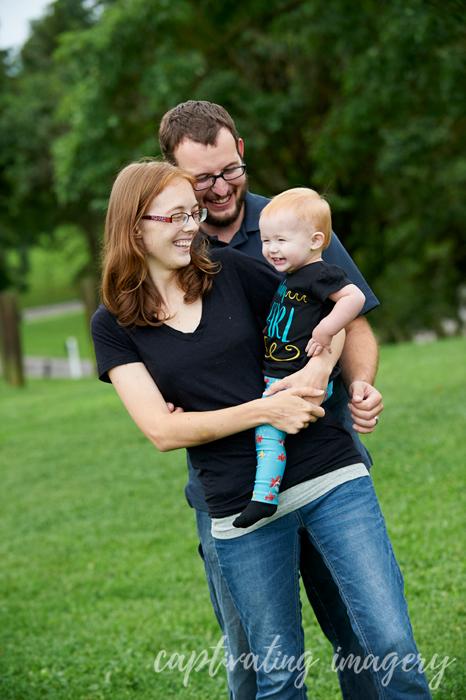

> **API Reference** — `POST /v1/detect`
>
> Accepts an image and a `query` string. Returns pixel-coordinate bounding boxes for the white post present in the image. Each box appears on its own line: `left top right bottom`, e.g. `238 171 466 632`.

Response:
66 336 83 379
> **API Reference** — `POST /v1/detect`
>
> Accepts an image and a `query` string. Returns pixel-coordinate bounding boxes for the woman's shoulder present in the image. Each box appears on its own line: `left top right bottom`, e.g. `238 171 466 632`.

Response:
90 304 125 342
209 245 250 265
91 303 117 329
209 245 279 280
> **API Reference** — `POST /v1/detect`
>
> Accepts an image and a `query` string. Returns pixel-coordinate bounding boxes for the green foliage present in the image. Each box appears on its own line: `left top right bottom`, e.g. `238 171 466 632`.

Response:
0 337 465 698
17 225 91 309
308 0 466 340
0 1 99 294
2 0 466 336
51 0 466 340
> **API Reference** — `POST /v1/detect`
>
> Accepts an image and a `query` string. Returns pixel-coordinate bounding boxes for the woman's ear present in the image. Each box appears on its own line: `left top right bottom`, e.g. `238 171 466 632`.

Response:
310 231 325 250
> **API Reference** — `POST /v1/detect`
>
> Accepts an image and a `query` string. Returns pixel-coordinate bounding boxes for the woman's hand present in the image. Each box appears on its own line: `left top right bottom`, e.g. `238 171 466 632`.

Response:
264 388 325 433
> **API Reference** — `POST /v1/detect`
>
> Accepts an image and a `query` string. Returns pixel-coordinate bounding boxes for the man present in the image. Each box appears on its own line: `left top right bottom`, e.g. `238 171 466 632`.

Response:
159 101 383 699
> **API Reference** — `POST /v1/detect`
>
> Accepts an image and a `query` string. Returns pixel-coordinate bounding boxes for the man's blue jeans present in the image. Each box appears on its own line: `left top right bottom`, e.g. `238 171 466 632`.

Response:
214 477 432 700
196 510 255 699
196 506 378 700
195 383 379 700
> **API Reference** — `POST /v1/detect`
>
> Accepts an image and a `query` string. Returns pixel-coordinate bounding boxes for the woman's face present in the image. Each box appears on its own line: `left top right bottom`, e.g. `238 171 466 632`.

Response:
140 178 200 275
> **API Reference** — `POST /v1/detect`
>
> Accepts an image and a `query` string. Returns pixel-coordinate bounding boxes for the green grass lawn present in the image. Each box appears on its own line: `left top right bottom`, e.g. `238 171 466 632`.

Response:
22 312 94 360
1 337 465 699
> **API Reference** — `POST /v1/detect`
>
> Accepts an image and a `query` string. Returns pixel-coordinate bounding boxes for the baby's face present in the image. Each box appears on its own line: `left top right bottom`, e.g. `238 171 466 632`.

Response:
260 209 321 274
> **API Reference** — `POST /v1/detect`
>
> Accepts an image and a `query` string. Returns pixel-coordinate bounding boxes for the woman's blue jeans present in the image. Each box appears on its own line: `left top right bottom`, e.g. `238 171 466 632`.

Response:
214 476 432 700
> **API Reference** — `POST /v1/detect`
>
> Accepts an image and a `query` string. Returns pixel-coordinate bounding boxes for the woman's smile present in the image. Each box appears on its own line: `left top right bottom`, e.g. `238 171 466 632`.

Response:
173 238 193 249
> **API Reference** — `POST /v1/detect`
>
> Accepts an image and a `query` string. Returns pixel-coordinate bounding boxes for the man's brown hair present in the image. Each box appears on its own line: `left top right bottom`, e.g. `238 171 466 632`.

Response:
101 159 219 327
159 101 241 165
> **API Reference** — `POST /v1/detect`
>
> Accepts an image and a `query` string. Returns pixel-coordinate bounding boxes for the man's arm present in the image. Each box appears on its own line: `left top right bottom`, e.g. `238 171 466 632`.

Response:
339 316 383 434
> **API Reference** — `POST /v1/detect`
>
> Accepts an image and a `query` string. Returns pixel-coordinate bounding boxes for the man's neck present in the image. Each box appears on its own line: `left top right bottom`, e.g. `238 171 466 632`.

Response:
201 204 245 244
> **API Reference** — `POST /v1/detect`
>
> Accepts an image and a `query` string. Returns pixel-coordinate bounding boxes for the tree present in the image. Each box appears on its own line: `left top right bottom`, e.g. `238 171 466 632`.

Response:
52 0 466 340
0 1 99 384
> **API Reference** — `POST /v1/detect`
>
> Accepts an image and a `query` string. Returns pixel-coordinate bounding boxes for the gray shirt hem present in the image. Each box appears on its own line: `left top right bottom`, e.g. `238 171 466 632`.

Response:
212 463 369 539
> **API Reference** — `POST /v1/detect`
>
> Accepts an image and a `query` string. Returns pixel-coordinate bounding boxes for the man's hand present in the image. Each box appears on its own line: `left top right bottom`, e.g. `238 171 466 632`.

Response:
166 402 184 414
348 381 383 434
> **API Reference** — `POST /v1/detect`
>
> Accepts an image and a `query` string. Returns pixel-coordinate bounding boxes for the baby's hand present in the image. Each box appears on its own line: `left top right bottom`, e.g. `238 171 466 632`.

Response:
305 339 326 357
305 330 333 357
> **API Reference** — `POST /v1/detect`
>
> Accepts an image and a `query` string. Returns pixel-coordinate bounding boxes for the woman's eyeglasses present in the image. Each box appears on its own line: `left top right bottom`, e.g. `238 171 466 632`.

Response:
141 208 208 226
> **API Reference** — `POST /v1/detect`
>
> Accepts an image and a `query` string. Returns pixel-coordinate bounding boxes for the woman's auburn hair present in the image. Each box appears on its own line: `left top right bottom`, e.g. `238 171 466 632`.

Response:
101 159 220 327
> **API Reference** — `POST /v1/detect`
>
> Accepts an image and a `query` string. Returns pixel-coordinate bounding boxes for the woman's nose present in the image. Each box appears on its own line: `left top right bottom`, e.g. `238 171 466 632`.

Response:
183 217 198 233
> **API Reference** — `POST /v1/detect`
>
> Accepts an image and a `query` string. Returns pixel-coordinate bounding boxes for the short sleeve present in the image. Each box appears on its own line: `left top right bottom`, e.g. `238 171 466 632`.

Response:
90 305 143 383
310 264 353 303
323 233 379 315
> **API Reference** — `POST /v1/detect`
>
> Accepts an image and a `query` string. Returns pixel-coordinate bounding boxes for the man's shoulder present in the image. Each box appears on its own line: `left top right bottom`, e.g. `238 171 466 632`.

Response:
246 191 271 207
244 191 271 229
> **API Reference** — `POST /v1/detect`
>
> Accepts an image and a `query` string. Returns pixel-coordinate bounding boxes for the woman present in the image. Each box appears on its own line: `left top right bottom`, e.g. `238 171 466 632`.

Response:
91 160 432 700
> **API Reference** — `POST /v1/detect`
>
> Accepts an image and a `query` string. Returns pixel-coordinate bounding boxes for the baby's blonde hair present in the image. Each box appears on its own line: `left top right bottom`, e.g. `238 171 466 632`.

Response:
261 187 332 249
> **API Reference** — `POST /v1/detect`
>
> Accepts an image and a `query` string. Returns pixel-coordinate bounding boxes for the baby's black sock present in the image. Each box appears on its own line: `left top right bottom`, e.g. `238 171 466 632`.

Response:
233 501 277 528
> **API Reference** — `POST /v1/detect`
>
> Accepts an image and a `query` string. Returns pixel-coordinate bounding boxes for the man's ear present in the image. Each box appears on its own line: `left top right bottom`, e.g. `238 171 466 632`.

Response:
238 138 244 159
310 231 325 250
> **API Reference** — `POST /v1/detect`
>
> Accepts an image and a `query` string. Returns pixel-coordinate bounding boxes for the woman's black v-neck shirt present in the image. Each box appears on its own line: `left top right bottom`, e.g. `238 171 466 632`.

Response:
91 247 361 517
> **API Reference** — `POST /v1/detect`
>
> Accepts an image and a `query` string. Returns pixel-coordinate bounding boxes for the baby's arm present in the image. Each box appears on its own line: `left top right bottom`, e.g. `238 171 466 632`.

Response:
305 284 366 357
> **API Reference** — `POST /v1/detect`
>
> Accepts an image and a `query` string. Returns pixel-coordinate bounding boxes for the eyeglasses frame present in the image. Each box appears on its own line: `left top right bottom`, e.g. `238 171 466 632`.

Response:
141 208 208 225
194 164 247 191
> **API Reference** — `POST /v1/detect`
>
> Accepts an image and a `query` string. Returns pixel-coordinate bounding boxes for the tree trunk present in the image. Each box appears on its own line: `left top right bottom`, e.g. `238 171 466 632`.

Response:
79 275 100 374
0 290 24 387
80 274 100 330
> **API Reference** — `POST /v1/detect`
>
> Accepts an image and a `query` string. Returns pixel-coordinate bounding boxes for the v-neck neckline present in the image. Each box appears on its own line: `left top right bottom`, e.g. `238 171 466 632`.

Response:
158 294 209 342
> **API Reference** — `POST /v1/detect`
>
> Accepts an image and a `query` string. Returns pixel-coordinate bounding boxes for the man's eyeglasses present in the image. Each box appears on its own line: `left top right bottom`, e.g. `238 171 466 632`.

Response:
194 165 246 191
141 208 208 226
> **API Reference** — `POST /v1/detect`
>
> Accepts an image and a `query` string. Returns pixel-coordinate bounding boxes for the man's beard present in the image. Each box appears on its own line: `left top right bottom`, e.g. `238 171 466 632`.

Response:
205 175 249 228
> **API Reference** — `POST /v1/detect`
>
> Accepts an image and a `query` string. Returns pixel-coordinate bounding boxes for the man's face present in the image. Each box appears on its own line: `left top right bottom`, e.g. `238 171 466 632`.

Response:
173 128 248 229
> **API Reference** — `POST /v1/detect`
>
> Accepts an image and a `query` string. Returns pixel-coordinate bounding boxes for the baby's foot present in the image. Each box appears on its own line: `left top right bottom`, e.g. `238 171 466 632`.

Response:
233 501 277 528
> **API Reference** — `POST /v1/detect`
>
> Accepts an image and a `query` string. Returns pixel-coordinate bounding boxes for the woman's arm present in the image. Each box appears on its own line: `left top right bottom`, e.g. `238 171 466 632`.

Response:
108 363 325 452
264 329 345 403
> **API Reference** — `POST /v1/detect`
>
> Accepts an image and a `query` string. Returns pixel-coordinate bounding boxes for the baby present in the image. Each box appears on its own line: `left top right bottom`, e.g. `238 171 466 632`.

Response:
234 188 366 528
